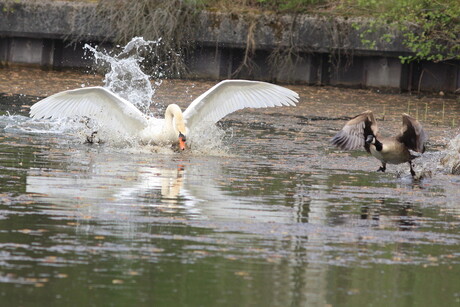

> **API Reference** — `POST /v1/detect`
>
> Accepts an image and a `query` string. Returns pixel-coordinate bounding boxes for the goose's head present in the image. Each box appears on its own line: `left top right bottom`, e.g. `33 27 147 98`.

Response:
365 134 375 144
366 134 383 151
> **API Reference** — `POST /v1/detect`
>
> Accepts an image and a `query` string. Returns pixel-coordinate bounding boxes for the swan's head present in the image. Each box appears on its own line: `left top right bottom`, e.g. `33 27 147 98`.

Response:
178 132 186 151
165 104 188 150
174 115 187 150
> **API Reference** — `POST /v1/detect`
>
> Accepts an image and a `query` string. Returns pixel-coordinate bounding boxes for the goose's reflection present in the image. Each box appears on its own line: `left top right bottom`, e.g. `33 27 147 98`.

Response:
359 201 420 231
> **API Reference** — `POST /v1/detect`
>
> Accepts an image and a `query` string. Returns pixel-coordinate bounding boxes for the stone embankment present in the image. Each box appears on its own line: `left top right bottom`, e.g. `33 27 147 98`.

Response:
0 1 459 93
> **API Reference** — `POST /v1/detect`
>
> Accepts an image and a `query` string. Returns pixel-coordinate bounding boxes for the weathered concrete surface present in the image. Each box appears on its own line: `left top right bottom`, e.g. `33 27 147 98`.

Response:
0 1 108 40
195 12 409 55
0 1 409 54
0 1 459 93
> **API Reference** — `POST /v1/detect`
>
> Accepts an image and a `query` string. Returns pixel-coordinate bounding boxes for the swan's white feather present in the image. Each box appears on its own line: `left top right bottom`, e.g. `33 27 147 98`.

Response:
30 86 149 135
183 80 299 129
29 80 299 146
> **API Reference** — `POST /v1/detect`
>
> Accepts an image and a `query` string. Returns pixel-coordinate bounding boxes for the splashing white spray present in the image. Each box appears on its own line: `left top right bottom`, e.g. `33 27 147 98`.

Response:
84 37 162 115
441 134 460 174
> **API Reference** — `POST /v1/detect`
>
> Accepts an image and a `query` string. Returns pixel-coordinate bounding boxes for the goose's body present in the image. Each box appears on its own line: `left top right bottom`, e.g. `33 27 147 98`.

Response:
368 137 413 165
331 110 427 176
30 80 299 149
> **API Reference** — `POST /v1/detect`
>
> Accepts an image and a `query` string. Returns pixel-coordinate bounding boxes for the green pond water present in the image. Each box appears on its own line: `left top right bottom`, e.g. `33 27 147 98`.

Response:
0 76 459 306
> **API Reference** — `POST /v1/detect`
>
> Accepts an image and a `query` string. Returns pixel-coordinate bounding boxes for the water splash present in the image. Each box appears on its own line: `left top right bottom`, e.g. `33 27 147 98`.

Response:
187 122 231 156
84 37 162 115
440 134 460 174
3 114 72 135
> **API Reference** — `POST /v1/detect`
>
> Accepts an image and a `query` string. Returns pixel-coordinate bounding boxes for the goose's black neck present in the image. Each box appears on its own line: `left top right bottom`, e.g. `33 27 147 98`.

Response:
374 138 383 151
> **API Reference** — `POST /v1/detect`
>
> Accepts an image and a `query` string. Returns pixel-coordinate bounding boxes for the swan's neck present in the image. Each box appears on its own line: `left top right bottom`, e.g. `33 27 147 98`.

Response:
165 104 186 135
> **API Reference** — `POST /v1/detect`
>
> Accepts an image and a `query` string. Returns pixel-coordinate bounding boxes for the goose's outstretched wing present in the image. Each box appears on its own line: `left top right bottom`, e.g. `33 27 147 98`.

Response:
30 87 149 134
398 113 427 153
182 80 298 130
331 110 378 152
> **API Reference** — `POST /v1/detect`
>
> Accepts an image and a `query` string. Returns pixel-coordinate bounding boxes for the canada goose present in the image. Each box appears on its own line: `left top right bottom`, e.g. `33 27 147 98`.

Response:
30 80 299 149
331 110 427 176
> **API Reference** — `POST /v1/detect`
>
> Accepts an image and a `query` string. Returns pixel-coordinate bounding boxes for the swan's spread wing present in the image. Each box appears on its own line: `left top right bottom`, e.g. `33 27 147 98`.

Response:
30 87 149 134
182 80 298 129
331 110 378 152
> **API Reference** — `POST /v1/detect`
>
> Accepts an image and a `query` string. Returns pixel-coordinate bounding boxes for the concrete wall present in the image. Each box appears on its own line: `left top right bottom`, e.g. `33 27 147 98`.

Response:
0 1 459 93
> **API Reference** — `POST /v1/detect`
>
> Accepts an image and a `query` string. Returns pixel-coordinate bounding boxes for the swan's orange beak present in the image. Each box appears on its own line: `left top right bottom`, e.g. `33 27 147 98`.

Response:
179 133 186 151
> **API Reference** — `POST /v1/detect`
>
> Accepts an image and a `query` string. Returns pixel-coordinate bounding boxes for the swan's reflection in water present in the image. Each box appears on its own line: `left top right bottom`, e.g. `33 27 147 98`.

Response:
25 149 330 305
26 149 302 224
26 155 193 220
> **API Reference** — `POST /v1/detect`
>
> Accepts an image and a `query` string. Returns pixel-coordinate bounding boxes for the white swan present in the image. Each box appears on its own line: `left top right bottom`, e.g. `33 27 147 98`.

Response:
30 79 299 149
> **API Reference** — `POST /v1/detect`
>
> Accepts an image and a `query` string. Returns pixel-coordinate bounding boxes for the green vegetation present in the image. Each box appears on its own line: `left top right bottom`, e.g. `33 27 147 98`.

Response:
337 0 460 63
